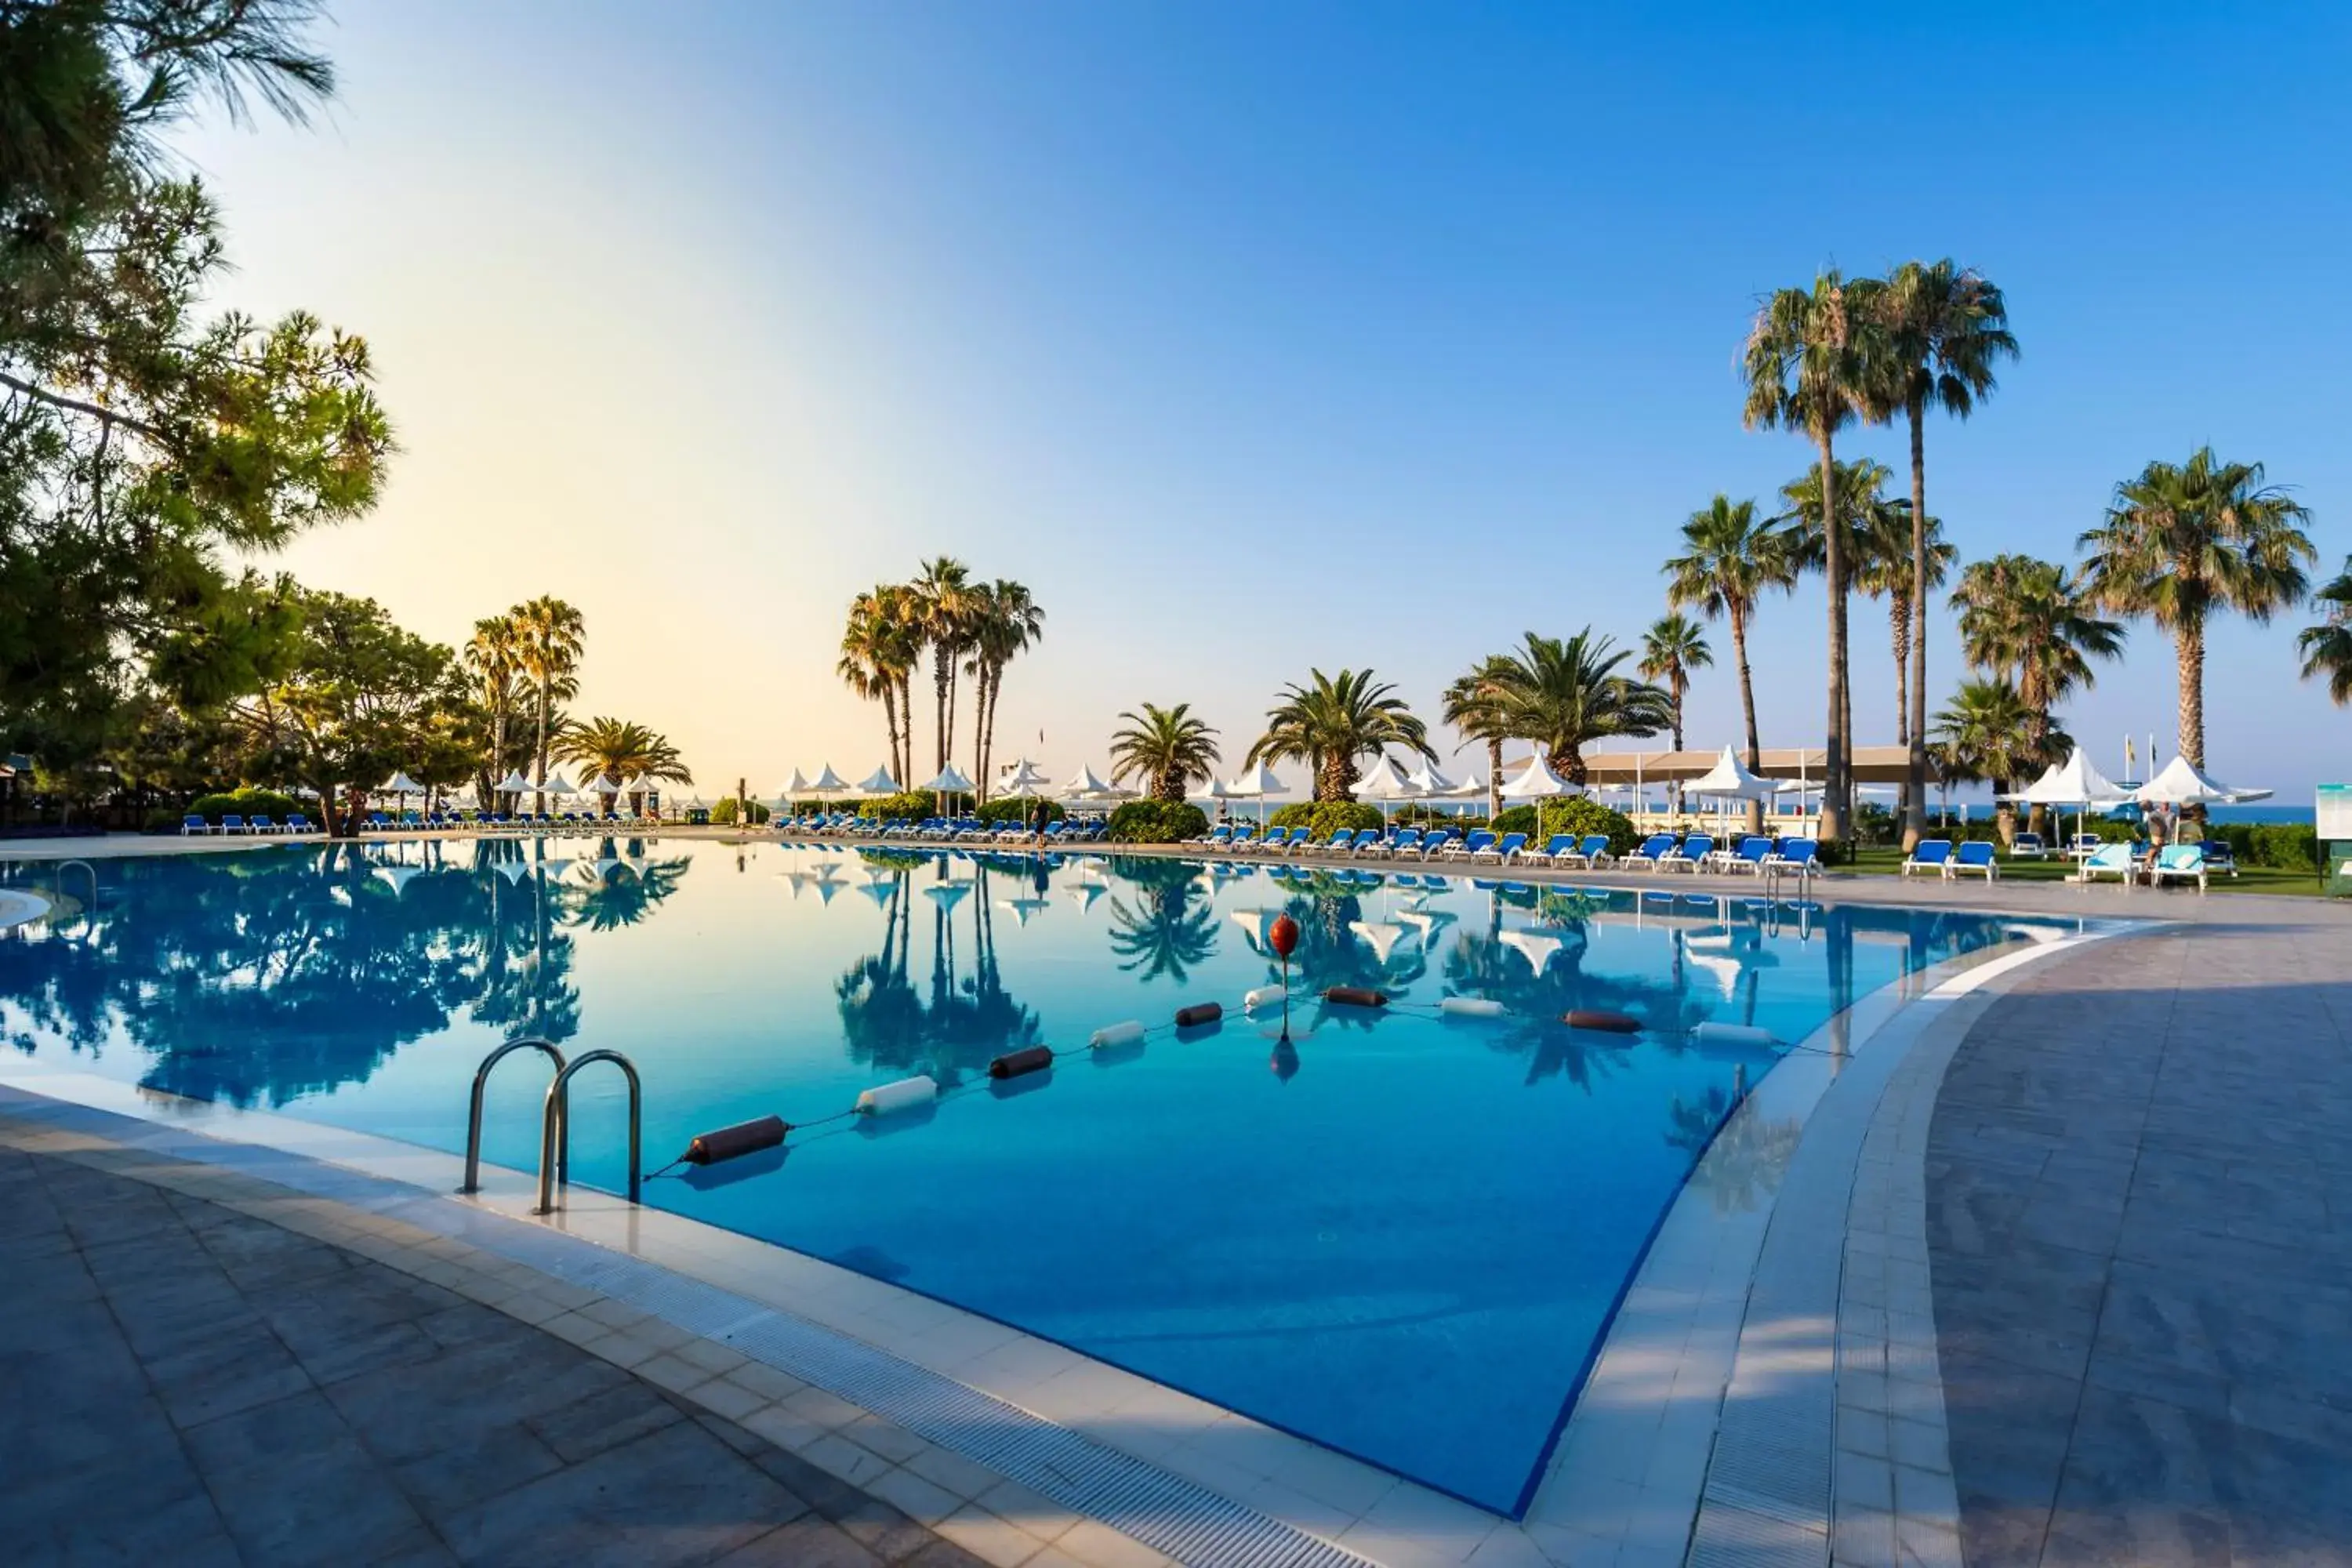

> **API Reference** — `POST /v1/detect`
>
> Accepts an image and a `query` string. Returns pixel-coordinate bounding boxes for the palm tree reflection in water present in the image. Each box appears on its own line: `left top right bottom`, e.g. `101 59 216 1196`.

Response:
836 853 1043 1088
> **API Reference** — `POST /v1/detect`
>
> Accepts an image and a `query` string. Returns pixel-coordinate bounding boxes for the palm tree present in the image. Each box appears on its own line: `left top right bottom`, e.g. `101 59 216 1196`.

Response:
964 579 1045 800
1743 270 1887 842
1950 554 2123 755
1849 499 1954 752
513 597 585 815
1871 261 2016 846
2078 448 2314 766
911 557 976 773
1442 655 1518 818
463 614 524 808
1930 678 2069 846
1664 495 1797 785
1108 703 1221 802
2298 557 2352 705
554 717 692 814
1638 615 1712 754
1775 456 1896 775
1247 669 1435 801
1486 631 1674 786
840 585 924 786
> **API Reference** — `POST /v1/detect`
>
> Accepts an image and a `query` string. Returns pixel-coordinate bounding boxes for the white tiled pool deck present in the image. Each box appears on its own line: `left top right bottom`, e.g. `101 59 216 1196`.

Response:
0 837 2132 1567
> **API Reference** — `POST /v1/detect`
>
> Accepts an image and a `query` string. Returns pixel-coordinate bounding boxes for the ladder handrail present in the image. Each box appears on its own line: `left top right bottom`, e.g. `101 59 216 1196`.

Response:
462 1036 566 1194
536 1048 642 1214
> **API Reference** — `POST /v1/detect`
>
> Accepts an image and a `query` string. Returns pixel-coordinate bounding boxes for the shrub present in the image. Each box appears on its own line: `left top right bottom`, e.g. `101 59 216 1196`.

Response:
978 796 1065 827
2228 821 2318 870
1490 797 1639 854
189 788 299 824
144 806 189 833
1109 799 1209 843
1267 800 1384 840
708 798 771 825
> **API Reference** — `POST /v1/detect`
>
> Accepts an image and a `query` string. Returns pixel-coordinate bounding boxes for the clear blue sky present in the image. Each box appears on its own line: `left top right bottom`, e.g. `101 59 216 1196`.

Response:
183 1 2350 797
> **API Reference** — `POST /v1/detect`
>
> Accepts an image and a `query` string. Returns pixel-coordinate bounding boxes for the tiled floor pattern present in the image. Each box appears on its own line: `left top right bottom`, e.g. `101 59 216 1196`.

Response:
0 1111 1170 1568
1928 916 2352 1566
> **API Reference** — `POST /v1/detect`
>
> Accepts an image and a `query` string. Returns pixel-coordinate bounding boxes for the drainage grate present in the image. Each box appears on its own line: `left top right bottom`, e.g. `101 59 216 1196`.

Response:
13 1094 1378 1568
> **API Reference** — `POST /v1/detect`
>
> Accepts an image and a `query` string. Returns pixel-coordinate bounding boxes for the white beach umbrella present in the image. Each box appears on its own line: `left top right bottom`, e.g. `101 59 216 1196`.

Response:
997 757 1052 796
919 764 975 795
372 863 423 895
381 770 421 794
1222 762 1290 829
1352 755 1423 829
1499 754 1577 839
1062 764 1126 800
2135 754 2272 807
856 764 901 797
1684 746 1785 836
1497 929 1563 975
997 897 1051 927
779 768 813 804
1348 920 1406 966
492 769 533 815
2005 746 2133 851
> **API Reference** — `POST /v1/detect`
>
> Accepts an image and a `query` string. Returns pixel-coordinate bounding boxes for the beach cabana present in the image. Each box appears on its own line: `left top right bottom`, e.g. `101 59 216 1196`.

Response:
2006 748 2132 855
2135 754 2271 808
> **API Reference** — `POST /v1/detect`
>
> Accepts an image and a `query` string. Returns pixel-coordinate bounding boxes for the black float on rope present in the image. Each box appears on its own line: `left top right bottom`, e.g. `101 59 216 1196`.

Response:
1174 1001 1224 1029
989 1045 1055 1080
1322 985 1388 1008
684 1114 789 1166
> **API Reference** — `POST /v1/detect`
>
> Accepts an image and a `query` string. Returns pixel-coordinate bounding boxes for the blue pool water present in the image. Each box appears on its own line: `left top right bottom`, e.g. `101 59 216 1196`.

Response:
0 839 2075 1512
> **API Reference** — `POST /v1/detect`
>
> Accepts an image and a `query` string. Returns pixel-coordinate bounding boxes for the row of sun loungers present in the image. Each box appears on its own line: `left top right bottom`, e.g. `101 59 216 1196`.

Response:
181 814 314 835
775 815 1113 844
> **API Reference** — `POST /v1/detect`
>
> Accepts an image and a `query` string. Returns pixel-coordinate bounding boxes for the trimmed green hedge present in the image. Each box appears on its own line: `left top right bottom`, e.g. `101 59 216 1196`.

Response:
188 788 300 823
1490 797 1639 855
709 798 771 825
1109 799 1210 843
2203 821 2318 870
1266 800 1384 840
855 789 975 820
979 796 1065 827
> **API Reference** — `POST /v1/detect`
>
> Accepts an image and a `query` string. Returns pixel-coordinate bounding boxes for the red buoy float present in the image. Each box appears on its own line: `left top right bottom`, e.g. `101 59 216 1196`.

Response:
1564 1009 1642 1034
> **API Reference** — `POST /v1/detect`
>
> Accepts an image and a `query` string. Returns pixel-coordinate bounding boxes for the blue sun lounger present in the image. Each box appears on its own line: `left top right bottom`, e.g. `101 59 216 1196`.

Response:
1901 839 1952 877
1950 840 1998 880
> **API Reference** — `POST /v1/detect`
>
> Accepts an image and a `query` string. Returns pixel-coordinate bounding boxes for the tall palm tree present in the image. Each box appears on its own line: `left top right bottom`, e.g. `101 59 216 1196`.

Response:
513 596 585 815
2298 557 2352 705
463 613 524 808
911 557 976 773
1639 615 1712 811
964 579 1045 800
1849 500 1954 751
1743 270 1886 841
1664 495 1797 785
1487 631 1674 786
2078 448 2314 766
1950 554 2124 755
1247 669 1434 801
839 588 903 783
1442 655 1518 818
554 717 691 814
1930 678 2070 846
1775 456 1896 779
1871 261 2016 846
1108 702 1221 802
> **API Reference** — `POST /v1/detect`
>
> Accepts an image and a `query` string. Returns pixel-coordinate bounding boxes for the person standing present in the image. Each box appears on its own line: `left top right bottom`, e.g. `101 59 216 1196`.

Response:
1032 797 1050 847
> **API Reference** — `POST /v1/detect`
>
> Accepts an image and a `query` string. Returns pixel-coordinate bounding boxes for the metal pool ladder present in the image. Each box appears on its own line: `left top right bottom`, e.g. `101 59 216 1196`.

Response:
459 1037 643 1214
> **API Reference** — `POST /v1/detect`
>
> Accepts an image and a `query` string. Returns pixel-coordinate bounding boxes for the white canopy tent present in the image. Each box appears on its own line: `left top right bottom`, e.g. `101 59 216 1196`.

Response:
1685 746 1787 836
1062 764 1135 803
996 757 1052 797
1221 762 1290 830
2135 754 2272 807
855 765 901 800
1352 757 1423 827
2005 747 2133 854
807 764 851 800
918 764 976 812
493 770 533 816
1498 754 1576 840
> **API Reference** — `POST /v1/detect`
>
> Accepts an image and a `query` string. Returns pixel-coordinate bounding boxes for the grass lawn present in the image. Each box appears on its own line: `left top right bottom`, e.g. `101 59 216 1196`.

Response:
1841 844 2325 897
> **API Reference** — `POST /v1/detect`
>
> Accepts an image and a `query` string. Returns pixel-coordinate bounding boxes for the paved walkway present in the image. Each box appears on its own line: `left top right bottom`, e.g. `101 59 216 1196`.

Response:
1927 910 2352 1566
0 1127 996 1568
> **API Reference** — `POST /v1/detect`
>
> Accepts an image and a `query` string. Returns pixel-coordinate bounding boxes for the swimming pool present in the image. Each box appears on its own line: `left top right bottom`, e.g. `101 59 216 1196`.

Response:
0 838 2075 1512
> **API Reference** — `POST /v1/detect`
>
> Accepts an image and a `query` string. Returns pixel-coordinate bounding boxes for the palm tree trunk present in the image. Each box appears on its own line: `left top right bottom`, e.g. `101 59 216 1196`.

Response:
2177 623 2206 768
533 679 551 815
1890 597 1910 747
1733 604 1763 834
932 649 951 772
1818 434 1849 845
1486 737 1501 819
880 684 900 785
1904 398 1930 853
